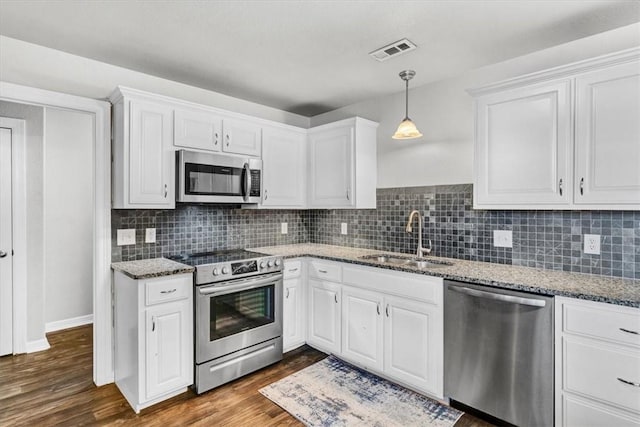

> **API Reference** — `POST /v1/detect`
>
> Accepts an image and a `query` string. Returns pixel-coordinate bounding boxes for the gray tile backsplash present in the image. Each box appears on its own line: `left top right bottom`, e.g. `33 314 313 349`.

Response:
111 184 639 279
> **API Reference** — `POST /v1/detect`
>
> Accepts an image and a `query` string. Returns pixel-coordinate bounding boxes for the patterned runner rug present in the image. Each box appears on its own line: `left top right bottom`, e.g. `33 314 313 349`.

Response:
260 355 463 427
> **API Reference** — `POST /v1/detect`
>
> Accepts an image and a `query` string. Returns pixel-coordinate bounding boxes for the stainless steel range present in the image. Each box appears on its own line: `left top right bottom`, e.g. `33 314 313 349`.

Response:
169 250 283 394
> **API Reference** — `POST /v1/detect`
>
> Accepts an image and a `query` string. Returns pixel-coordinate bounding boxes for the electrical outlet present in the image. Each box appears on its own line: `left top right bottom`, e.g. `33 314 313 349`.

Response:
281 223 288 234
145 228 156 243
117 229 136 246
341 223 348 235
584 234 601 255
493 230 513 248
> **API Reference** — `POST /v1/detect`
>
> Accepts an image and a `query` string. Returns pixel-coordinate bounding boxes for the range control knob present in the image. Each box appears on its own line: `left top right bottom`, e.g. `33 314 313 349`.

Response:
274 259 281 267
268 260 274 268
222 267 229 274
259 261 266 269
212 268 219 276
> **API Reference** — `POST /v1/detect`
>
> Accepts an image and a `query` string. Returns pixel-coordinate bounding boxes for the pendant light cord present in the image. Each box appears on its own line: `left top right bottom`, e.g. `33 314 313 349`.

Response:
405 78 409 120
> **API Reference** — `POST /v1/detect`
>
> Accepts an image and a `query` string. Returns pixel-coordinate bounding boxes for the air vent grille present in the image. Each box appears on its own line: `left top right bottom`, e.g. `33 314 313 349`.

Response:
369 38 417 62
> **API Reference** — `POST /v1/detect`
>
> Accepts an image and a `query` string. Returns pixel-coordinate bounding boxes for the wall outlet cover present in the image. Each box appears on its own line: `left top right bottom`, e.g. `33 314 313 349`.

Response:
145 228 156 243
584 234 601 255
117 229 136 246
493 230 513 248
341 223 348 235
281 223 288 234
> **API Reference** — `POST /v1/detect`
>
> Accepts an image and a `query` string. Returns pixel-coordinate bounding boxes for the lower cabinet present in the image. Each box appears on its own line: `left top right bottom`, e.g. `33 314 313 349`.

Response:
341 285 384 371
283 259 305 352
114 272 193 413
307 278 342 354
555 296 640 426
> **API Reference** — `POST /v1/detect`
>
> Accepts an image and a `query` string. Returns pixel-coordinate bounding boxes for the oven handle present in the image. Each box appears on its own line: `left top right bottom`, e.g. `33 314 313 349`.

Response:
198 273 282 296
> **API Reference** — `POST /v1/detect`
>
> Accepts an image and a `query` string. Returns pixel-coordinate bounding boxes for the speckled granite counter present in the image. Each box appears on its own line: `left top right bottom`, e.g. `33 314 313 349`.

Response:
111 258 194 279
251 243 640 308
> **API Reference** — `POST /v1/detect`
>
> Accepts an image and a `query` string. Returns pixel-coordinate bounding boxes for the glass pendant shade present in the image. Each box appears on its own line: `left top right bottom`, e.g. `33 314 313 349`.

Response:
393 70 422 140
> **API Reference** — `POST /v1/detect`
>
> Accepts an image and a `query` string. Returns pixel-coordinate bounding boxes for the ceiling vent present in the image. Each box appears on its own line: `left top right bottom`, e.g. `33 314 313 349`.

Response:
369 38 417 62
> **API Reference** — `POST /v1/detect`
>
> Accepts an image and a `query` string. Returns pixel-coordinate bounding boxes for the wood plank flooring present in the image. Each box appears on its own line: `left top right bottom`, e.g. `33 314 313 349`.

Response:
0 325 493 426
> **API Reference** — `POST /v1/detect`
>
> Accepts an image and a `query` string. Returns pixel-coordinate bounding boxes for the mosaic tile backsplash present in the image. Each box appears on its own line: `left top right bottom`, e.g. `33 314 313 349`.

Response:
112 184 640 279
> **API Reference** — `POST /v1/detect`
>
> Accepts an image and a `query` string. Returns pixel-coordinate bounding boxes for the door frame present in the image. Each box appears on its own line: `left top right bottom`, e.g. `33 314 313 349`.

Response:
0 82 113 386
0 117 26 354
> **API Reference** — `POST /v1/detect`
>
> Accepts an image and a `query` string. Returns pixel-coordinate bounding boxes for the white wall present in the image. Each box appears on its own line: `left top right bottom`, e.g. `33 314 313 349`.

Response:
311 23 640 188
0 101 45 343
0 35 310 128
44 107 93 327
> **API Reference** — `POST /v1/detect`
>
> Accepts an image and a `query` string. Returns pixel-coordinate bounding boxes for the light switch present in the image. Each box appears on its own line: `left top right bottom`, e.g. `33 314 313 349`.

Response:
117 229 136 246
341 223 348 235
493 230 512 248
281 223 288 234
145 228 156 243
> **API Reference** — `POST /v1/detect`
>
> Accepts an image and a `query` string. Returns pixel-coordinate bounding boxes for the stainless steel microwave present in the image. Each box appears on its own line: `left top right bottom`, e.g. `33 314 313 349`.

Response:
176 150 262 204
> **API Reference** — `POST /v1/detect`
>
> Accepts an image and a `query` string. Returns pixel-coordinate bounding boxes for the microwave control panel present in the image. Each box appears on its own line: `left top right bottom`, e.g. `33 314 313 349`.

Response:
250 170 261 197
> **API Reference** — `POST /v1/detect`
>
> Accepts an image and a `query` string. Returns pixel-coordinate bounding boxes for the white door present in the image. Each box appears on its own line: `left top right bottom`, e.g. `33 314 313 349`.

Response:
262 127 306 207
341 286 383 371
307 278 341 354
283 277 305 351
474 80 572 208
174 107 222 152
574 60 640 205
384 295 443 397
0 126 13 356
308 125 354 208
222 117 262 156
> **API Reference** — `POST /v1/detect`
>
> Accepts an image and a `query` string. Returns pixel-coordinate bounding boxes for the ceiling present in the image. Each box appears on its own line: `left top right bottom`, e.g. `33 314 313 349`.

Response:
1 1 639 116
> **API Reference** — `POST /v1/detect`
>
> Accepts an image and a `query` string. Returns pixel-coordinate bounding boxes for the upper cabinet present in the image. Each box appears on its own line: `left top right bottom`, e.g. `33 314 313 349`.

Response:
222 117 262 157
111 90 175 209
261 126 307 208
308 117 378 209
173 107 223 152
470 48 640 210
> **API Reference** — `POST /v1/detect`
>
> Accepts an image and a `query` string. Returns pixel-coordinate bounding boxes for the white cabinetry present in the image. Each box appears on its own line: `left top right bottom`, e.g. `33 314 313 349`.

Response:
307 260 343 354
222 117 262 157
283 259 305 351
471 49 640 210
341 285 384 371
574 60 640 206
261 127 306 208
114 272 193 413
111 89 175 209
555 297 640 426
173 107 222 151
308 117 378 209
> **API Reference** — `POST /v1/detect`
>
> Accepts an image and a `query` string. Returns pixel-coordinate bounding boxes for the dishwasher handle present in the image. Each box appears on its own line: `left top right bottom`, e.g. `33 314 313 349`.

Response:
449 285 546 307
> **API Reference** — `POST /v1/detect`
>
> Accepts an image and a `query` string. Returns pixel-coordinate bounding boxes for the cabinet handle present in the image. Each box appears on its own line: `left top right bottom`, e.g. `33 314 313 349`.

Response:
617 377 640 387
580 177 584 196
285 288 290 298
620 328 640 335
346 189 350 201
376 303 380 315
558 178 563 196
334 294 338 304
152 317 156 332
264 189 268 200
226 134 230 146
318 269 328 274
164 184 168 198
385 304 389 317
214 132 219 145
288 268 298 272
160 289 176 294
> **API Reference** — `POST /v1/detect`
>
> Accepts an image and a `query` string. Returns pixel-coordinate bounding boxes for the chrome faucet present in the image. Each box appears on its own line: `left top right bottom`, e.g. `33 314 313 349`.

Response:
406 210 432 257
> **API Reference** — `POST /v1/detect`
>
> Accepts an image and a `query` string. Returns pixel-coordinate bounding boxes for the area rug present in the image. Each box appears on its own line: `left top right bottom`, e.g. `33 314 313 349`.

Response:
259 355 463 427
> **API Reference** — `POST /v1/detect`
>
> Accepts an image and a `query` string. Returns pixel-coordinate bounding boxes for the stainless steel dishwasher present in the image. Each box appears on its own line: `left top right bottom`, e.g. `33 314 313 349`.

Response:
444 280 554 427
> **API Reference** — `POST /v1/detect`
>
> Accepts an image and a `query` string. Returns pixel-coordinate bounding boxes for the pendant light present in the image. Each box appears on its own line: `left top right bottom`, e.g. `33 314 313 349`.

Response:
392 70 423 140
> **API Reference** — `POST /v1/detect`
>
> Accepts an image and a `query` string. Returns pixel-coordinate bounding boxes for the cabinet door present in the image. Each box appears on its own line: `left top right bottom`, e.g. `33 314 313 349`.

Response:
129 99 174 207
222 117 262 156
262 127 306 207
307 278 341 354
145 300 193 400
384 295 443 397
308 125 354 208
174 107 222 151
341 286 383 371
574 60 640 206
474 80 572 208
283 277 305 351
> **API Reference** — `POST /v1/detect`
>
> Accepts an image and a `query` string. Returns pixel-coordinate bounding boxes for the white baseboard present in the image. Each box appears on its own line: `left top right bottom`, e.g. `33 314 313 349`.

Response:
45 314 93 333
25 338 50 353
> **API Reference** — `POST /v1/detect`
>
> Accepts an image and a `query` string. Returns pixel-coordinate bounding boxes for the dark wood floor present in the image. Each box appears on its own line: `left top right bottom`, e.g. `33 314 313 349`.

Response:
0 325 493 426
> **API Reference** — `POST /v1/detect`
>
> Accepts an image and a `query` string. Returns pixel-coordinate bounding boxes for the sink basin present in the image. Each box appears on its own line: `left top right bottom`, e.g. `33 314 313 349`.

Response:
360 254 452 268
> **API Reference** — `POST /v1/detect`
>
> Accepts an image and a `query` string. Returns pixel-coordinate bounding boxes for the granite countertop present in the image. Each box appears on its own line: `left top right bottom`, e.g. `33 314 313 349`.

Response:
250 243 640 308
111 258 194 279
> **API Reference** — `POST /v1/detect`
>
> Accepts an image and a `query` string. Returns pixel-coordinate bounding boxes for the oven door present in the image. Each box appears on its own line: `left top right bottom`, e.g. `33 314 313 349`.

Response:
195 272 282 364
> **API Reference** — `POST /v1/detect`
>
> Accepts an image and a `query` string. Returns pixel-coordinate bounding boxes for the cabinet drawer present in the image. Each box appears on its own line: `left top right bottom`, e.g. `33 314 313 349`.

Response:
563 302 640 348
562 393 640 427
145 275 192 306
283 260 302 279
564 337 640 414
308 260 342 282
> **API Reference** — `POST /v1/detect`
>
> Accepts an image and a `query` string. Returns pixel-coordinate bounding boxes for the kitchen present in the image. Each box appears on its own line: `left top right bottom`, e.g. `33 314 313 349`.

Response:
0 1 639 426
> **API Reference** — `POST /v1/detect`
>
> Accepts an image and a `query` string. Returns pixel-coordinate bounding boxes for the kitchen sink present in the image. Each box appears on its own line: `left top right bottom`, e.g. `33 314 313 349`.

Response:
360 254 452 268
